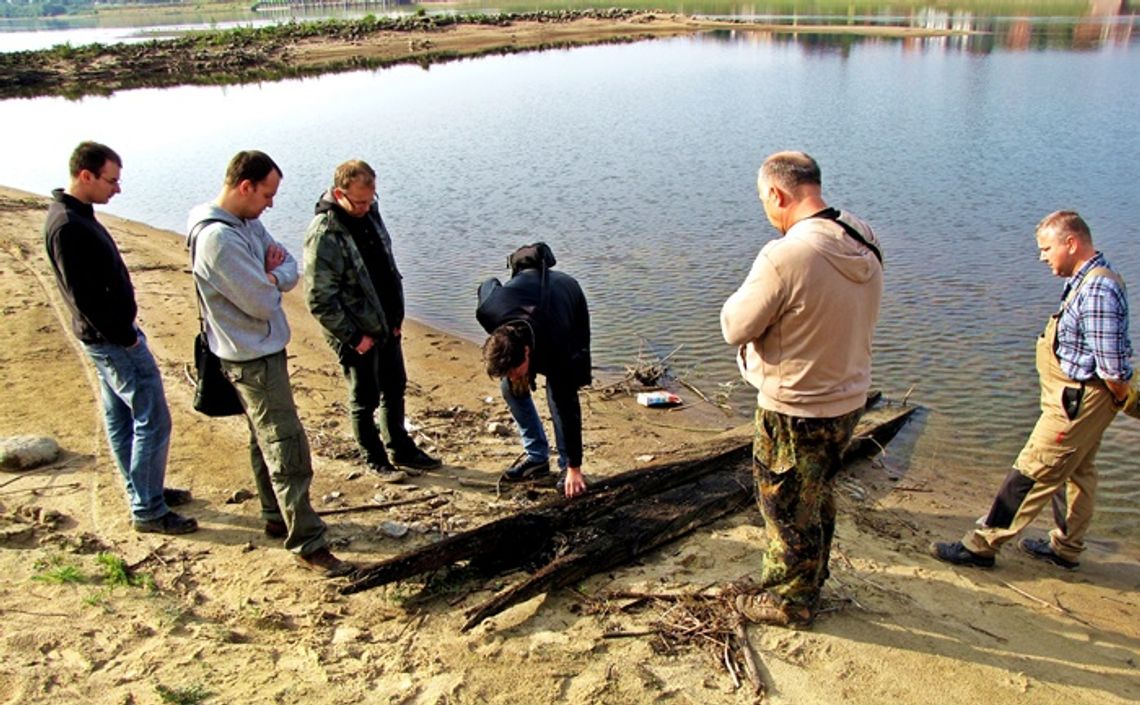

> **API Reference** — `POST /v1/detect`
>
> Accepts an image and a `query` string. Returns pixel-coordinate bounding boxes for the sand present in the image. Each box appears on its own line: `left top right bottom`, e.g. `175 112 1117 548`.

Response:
0 185 1137 704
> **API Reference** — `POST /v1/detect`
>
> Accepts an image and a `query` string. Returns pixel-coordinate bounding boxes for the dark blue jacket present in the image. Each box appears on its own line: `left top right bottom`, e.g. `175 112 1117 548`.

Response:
476 267 591 388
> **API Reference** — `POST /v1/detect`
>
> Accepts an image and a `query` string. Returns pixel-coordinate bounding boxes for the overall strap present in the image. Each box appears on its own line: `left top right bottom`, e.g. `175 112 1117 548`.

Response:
1062 266 1125 308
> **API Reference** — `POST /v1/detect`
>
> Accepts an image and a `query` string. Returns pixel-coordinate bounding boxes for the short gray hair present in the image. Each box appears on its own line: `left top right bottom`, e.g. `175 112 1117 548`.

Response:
760 151 821 192
1037 210 1092 245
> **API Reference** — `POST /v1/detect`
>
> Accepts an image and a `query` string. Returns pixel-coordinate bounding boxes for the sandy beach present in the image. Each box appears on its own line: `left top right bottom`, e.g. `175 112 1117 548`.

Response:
0 184 1137 704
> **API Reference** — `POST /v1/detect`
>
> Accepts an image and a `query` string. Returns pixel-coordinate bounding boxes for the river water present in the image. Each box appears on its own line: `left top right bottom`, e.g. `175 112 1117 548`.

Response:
1 18 1138 536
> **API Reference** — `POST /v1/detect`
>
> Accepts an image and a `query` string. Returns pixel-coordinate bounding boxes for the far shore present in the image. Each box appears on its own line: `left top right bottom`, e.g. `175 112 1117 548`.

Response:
0 10 976 99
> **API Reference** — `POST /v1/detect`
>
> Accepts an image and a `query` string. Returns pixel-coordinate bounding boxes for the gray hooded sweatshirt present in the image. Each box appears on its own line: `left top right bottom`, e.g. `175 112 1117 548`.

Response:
187 202 299 362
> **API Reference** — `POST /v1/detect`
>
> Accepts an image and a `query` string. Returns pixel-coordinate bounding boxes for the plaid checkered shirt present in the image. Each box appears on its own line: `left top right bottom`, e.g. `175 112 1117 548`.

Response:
1056 252 1134 383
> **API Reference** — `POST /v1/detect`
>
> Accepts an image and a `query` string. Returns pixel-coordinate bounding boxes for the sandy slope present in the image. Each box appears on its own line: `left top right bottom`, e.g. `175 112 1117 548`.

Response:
0 186 1136 705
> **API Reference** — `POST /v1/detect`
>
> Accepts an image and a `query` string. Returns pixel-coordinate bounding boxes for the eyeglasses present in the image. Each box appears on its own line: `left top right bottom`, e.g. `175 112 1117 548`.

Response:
338 191 377 209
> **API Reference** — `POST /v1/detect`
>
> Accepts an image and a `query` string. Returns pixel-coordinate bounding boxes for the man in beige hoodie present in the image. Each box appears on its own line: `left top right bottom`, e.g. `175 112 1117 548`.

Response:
721 151 883 628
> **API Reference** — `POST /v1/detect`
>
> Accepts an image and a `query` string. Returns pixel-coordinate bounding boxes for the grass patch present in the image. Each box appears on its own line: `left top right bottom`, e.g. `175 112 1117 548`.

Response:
97 552 156 591
155 683 212 705
32 557 84 585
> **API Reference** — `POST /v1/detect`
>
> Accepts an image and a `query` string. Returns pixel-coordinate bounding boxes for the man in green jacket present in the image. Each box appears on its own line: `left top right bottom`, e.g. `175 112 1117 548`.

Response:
303 159 440 480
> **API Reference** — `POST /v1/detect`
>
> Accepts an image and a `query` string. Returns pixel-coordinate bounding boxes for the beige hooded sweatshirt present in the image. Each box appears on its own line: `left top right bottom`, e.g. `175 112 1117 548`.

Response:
720 212 883 418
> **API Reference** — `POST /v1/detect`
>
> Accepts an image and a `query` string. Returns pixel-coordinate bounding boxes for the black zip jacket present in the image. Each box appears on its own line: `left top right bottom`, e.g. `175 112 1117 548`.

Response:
476 267 591 388
43 189 138 346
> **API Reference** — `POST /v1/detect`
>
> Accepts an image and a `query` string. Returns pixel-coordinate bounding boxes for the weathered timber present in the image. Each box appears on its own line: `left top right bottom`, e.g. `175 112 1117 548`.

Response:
341 398 918 621
460 463 754 630
340 437 750 594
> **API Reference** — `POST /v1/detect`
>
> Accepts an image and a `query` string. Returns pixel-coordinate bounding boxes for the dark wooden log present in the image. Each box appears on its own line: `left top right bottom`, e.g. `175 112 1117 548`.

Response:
341 398 917 602
456 400 917 628
461 464 754 630
340 439 750 595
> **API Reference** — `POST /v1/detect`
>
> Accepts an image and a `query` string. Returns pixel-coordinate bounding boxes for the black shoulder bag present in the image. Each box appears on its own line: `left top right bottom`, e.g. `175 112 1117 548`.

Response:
188 220 244 417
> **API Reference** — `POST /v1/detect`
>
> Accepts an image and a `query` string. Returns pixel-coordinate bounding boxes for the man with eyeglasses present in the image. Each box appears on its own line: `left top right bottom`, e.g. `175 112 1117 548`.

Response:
303 159 441 481
43 141 198 536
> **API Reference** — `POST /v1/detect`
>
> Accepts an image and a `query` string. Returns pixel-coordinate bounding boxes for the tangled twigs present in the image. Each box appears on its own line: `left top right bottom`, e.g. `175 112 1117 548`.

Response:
591 588 767 695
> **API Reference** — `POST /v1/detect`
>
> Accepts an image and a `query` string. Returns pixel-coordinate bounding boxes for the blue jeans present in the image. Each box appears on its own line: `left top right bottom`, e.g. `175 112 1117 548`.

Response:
83 330 172 522
501 377 569 471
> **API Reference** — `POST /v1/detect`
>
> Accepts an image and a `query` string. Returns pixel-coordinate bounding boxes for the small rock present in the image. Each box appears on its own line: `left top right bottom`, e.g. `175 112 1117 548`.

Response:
487 422 512 436
380 521 408 538
409 521 431 534
0 436 60 471
331 626 364 645
344 470 363 481
226 489 255 504
635 454 655 463
483 396 495 404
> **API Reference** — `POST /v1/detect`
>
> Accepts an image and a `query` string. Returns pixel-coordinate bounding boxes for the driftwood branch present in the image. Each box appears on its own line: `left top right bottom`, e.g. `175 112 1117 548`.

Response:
317 493 440 517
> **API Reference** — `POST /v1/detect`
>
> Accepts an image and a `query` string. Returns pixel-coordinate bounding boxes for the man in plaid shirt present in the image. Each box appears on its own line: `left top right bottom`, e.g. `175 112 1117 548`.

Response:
932 210 1133 571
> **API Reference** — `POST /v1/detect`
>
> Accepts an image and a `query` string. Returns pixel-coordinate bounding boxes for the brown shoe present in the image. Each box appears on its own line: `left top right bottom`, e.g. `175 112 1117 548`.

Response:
295 547 354 578
735 591 813 629
264 520 287 539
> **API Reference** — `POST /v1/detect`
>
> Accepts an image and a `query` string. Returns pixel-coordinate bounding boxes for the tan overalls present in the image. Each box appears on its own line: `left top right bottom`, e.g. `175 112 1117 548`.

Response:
964 268 1123 562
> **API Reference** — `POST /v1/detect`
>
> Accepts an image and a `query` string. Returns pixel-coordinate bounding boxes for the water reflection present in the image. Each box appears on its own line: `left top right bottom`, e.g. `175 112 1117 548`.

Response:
0 30 1137 536
1 3 1136 53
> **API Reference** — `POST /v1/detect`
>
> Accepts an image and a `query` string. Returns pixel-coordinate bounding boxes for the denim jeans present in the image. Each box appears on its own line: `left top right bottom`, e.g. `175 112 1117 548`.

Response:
221 350 328 556
501 377 571 471
82 329 172 522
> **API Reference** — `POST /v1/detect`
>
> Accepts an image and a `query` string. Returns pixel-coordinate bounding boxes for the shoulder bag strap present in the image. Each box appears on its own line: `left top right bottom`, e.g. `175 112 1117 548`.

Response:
187 219 227 334
812 208 882 264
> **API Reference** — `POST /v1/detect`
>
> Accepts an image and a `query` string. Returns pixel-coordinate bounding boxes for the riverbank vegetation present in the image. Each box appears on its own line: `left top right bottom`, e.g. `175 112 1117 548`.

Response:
1 8 980 99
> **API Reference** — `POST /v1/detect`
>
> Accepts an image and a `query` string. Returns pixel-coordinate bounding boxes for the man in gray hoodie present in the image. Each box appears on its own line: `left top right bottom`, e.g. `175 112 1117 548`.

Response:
721 151 883 628
188 150 351 578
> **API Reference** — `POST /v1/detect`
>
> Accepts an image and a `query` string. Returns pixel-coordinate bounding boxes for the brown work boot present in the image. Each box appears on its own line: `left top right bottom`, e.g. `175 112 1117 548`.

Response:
735 591 814 629
264 520 287 539
295 547 354 578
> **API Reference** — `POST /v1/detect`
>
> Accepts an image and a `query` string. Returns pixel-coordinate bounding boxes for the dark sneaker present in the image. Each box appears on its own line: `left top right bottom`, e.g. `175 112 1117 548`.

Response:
502 456 551 482
1019 537 1079 570
264 520 287 539
929 541 995 568
163 487 193 507
134 511 198 535
366 460 407 484
295 547 354 578
390 447 442 471
735 592 814 629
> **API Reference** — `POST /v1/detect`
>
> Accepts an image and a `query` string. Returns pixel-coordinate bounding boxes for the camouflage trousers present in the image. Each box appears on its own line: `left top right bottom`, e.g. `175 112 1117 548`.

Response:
752 406 862 608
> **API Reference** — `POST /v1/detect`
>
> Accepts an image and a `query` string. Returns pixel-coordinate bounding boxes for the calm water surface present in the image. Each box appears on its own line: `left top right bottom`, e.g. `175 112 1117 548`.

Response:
1 28 1138 535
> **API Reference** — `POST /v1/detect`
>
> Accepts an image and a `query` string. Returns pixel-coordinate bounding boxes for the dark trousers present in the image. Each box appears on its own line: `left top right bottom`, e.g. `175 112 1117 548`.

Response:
342 334 413 463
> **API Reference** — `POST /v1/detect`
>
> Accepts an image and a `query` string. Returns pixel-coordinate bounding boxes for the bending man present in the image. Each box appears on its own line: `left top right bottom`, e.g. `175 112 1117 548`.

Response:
476 243 591 498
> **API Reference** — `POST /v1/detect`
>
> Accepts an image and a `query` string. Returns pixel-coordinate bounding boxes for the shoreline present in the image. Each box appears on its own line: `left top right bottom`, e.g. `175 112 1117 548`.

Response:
0 10 978 99
1 184 1138 704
